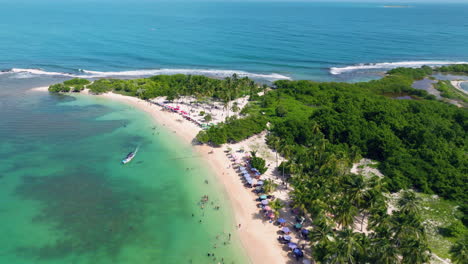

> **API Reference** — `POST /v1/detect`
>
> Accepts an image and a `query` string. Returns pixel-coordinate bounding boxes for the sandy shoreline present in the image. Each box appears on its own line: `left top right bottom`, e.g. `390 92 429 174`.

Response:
34 88 289 263
450 80 468 94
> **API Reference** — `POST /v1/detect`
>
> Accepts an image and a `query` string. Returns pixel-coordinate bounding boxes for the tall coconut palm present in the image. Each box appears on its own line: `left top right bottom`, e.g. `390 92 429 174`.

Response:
398 190 421 214
310 218 334 245
371 237 399 264
333 199 358 229
400 235 430 264
326 228 364 264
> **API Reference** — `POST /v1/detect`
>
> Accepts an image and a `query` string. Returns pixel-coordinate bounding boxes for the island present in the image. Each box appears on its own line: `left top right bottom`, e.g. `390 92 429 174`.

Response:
47 65 467 264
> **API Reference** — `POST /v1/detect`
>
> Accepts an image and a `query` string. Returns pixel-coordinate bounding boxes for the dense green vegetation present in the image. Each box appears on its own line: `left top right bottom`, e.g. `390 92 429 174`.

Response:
196 115 267 145
49 78 90 92
434 80 468 103
83 74 261 100
48 67 467 263
436 64 468 74
249 151 267 174
200 73 467 203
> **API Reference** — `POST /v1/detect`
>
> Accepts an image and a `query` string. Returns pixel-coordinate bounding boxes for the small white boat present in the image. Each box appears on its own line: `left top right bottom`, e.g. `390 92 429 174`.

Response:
122 148 138 164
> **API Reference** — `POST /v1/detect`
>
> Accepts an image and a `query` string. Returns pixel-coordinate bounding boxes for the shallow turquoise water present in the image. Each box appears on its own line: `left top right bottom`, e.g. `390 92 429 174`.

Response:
0 86 248 263
461 82 468 92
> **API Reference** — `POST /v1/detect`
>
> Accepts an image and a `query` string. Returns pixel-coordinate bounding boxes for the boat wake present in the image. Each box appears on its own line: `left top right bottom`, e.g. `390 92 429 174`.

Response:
0 68 291 81
330 61 468 75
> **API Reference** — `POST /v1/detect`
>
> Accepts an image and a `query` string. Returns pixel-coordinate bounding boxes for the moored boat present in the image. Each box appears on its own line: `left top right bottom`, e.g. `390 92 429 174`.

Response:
122 148 138 164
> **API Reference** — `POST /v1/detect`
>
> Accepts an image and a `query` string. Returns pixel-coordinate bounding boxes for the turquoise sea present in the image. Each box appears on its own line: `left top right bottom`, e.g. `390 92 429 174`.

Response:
0 79 247 263
1 1 468 263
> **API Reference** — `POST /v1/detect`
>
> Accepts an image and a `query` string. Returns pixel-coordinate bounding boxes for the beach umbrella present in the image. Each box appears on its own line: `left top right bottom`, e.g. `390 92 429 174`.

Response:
295 223 303 229
282 227 291 234
247 179 253 185
278 218 286 224
263 206 272 211
261 200 269 205
267 213 275 219
288 242 298 249
293 248 304 257
302 260 311 264
251 168 258 172
283 235 292 241
259 195 268 200
255 172 261 176
257 181 264 185
301 229 309 235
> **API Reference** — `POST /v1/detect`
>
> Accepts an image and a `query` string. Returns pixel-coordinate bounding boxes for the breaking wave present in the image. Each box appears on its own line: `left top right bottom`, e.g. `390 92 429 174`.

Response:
330 61 468 75
0 68 291 81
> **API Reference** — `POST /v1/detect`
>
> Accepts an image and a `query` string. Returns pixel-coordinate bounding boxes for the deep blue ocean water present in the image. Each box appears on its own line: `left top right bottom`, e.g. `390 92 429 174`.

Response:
1 0 468 82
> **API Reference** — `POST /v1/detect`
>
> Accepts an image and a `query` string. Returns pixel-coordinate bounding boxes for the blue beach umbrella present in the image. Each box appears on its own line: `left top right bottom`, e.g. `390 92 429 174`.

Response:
278 218 286 224
261 199 269 205
301 229 309 235
293 248 304 257
247 179 253 185
288 242 298 249
257 181 264 185
283 235 292 241
282 227 291 233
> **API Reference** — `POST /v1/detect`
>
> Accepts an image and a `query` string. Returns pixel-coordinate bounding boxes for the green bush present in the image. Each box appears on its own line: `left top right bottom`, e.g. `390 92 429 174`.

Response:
250 151 267 174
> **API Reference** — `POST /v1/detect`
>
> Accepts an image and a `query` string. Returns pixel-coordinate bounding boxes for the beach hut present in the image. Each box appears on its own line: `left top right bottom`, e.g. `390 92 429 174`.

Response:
282 227 291 234
288 242 298 249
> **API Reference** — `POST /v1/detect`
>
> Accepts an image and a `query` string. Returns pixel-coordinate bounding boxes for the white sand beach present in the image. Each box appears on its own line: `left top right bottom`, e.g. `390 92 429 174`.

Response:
450 80 468 94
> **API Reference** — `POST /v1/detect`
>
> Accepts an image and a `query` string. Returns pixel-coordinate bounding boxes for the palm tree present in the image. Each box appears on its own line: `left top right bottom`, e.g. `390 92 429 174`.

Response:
269 199 283 217
310 218 334 244
262 179 278 194
400 235 430 264
371 237 399 264
268 135 280 168
449 237 468 264
398 190 421 214
326 228 364 264
136 88 146 98
333 199 358 229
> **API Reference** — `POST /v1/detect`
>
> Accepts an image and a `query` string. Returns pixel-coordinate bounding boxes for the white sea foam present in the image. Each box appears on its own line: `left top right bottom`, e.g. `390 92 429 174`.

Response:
330 61 468 75
1 68 291 81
